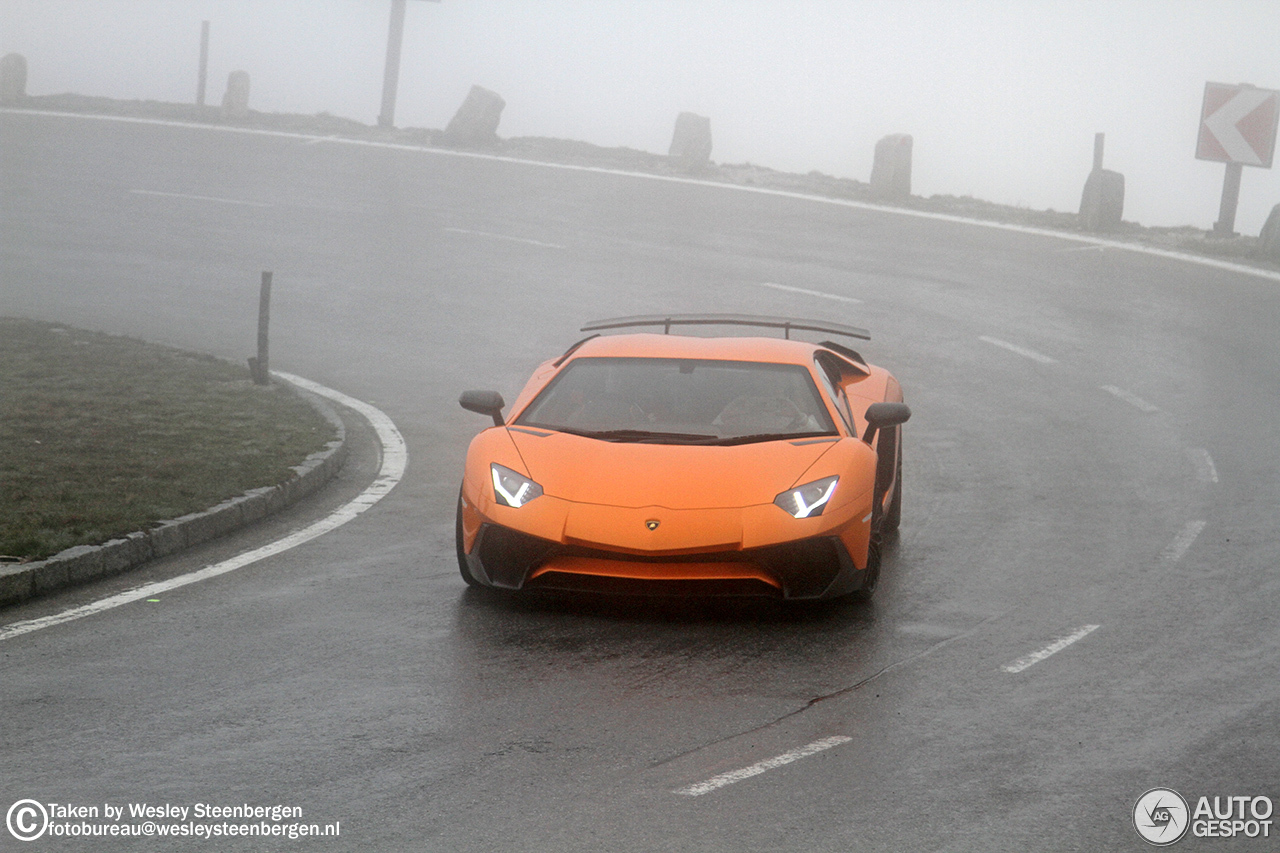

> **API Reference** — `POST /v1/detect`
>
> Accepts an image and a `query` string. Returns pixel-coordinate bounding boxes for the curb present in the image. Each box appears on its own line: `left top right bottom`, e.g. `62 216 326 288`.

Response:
0 376 348 608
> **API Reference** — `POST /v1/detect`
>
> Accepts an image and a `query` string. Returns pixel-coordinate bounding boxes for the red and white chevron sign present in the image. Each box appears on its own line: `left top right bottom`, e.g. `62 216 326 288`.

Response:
1196 82 1280 168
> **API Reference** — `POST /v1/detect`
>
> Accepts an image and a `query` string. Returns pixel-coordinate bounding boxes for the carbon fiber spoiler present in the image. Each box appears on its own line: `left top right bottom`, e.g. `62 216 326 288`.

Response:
580 313 870 341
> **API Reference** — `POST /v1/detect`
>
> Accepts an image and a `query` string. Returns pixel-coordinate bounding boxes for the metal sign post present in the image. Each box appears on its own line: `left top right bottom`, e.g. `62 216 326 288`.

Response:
378 0 440 129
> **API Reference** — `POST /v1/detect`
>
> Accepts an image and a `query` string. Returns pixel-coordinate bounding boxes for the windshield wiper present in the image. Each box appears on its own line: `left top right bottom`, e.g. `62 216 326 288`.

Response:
704 431 836 446
557 428 719 444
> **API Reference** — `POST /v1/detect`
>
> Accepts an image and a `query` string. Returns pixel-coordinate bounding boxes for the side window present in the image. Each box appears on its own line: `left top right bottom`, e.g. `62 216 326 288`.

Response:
813 354 855 434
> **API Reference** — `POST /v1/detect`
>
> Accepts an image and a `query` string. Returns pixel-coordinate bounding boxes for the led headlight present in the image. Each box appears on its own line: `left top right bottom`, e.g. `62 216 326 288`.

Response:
491 463 543 508
774 475 838 519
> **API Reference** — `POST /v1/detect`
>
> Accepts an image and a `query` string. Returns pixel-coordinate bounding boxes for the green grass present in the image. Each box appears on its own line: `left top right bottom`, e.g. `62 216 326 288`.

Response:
0 318 337 561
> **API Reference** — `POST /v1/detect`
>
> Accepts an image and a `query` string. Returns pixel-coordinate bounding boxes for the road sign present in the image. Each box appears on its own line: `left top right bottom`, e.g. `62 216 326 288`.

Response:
1196 82 1280 169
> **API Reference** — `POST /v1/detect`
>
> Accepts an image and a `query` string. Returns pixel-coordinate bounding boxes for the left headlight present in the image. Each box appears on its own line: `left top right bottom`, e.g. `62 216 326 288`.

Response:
491 463 544 508
774 475 838 518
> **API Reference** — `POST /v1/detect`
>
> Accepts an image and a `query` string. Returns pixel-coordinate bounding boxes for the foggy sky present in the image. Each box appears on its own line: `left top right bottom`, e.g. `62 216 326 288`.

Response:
4 0 1280 233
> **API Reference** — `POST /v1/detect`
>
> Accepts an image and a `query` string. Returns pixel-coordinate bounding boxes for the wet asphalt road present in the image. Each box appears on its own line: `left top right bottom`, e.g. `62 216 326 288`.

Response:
3 110 1280 851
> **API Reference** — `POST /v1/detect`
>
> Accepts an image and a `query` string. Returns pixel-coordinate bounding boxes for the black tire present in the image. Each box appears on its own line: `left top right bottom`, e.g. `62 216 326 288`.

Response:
883 440 903 535
456 492 481 588
850 536 881 602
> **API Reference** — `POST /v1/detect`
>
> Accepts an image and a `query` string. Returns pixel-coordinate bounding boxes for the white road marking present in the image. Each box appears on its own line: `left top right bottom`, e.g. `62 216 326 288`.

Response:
1162 520 1207 563
0 373 406 643
674 736 852 797
443 227 564 249
129 188 272 208
978 335 1057 364
1002 624 1100 673
757 282 862 304
1187 448 1219 484
14 108 1280 289
1100 384 1160 413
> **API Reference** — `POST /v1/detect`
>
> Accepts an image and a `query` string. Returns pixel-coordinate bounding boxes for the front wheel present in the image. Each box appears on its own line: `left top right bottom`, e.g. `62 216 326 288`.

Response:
850 536 881 602
456 492 481 587
883 445 903 535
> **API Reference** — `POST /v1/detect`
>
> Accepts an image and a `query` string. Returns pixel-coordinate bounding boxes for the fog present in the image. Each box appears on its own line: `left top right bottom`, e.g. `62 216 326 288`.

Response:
4 0 1280 233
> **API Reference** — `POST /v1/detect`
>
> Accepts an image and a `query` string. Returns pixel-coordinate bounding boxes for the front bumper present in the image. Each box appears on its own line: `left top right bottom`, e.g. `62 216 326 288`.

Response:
462 522 869 599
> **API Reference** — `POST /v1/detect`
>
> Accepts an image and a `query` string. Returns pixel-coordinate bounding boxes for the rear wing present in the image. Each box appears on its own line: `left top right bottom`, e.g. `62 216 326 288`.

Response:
580 313 870 341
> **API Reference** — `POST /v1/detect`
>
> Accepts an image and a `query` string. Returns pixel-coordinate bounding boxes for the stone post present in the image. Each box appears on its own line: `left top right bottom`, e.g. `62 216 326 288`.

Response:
1079 169 1125 231
668 112 712 170
221 70 251 119
442 85 505 147
1256 204 1280 261
1078 132 1125 231
0 53 28 104
870 134 912 200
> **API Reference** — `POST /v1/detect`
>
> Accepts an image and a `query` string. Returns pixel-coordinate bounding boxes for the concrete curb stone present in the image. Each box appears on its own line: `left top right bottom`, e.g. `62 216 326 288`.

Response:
0 377 348 608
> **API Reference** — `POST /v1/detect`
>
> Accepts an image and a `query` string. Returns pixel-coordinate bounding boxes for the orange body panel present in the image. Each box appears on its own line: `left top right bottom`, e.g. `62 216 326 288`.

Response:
457 331 904 598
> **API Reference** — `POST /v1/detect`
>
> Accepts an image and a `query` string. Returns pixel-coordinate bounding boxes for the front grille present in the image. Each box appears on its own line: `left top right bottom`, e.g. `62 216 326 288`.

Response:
473 523 852 598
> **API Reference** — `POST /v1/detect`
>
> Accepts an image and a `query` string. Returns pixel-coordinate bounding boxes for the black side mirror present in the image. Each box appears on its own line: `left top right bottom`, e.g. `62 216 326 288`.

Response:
460 390 506 427
862 401 911 444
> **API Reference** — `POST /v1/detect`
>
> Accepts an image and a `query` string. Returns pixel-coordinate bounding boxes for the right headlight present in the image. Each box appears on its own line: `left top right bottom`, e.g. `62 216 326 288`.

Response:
491 463 544 508
774 475 838 519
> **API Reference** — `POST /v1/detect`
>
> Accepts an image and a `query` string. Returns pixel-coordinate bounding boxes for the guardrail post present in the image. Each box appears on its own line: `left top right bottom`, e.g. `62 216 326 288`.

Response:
249 271 272 384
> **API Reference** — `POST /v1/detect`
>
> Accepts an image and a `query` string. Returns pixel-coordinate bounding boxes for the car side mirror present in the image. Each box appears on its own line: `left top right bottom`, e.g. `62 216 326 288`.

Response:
862 402 911 444
460 390 506 427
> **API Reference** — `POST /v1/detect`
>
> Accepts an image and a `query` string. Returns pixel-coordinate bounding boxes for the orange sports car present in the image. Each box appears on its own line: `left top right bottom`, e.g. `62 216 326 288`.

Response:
456 314 909 600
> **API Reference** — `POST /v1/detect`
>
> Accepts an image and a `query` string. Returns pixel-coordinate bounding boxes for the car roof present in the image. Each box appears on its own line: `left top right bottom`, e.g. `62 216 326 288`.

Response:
566 333 825 366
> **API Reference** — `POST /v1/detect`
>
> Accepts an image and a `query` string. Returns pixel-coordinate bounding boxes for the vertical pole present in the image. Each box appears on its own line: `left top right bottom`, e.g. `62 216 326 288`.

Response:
378 0 407 128
1093 132 1105 171
196 20 210 107
1213 162 1244 236
254 271 272 384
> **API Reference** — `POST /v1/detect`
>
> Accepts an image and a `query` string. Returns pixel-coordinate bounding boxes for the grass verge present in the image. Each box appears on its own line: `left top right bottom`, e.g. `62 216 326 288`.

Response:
0 318 337 561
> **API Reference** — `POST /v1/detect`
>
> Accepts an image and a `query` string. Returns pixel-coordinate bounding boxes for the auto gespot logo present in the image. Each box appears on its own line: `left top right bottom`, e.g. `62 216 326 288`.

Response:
1133 788 1275 845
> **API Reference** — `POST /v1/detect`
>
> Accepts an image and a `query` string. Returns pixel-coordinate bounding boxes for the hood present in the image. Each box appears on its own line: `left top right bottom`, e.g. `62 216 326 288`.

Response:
508 430 837 509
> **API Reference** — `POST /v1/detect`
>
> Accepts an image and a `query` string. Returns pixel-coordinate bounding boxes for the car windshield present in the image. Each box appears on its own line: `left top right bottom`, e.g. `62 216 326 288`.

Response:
515 357 839 443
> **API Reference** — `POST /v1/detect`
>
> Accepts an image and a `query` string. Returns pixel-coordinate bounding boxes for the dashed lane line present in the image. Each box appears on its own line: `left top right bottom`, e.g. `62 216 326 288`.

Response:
1001 625 1100 673
1162 520 1207 563
443 227 564 249
978 335 1058 364
129 188 273 208
757 282 862 304
674 736 852 797
1100 384 1160 413
0 373 406 643
1187 448 1220 484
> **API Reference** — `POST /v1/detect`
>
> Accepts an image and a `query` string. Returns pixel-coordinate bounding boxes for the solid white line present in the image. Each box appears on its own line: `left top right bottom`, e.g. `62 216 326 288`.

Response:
1162 520 1207 563
443 227 564 249
0 372 406 643
1187 448 1219 484
129 188 272 208
674 736 852 797
12 108 1280 288
978 335 1057 364
1100 384 1160 413
1002 624 1100 673
757 282 862 304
